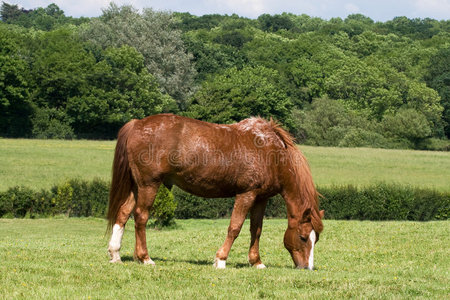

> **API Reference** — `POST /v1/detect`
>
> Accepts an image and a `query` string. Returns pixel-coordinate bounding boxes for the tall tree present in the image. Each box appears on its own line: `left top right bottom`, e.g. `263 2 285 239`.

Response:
185 66 294 128
426 46 450 137
0 23 32 137
81 3 196 110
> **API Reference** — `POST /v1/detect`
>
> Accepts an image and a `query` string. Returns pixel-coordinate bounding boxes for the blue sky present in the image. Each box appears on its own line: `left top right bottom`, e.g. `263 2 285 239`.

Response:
7 0 450 21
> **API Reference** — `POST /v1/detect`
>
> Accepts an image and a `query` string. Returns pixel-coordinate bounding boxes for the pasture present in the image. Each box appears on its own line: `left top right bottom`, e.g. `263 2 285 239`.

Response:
1 138 449 298
1 138 449 191
0 218 448 298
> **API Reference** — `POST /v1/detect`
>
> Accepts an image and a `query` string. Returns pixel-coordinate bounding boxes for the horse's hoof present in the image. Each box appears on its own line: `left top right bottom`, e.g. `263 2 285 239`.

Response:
108 250 121 263
214 258 226 269
143 258 156 266
109 258 122 263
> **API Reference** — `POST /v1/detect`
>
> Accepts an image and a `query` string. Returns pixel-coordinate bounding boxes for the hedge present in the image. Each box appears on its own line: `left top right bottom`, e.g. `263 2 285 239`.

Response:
0 179 176 226
174 184 449 221
0 180 448 221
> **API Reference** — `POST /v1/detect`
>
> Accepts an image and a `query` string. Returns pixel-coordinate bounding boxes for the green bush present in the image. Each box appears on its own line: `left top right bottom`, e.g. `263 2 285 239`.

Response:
265 195 286 217
382 108 432 148
32 189 53 217
67 178 109 217
418 138 450 151
0 186 35 218
87 179 109 218
31 108 75 139
51 182 73 216
150 185 177 227
338 128 388 148
0 190 13 217
319 183 450 221
173 187 235 219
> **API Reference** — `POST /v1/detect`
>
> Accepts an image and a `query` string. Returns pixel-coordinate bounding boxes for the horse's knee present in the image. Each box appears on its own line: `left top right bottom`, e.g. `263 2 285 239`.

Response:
227 225 241 239
134 211 149 227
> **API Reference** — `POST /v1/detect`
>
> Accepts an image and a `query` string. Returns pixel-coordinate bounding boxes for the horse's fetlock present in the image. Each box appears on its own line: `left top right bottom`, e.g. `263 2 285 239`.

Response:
248 252 261 265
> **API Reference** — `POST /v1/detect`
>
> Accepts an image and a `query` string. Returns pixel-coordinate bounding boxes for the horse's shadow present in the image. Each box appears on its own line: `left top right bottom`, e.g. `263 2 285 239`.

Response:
120 255 285 268
120 255 211 266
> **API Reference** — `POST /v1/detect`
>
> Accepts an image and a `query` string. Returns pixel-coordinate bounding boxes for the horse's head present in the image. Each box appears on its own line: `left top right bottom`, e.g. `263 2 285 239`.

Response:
284 208 325 269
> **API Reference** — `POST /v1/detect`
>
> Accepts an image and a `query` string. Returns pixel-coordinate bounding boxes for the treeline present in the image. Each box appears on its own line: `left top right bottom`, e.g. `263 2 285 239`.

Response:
1 2 449 149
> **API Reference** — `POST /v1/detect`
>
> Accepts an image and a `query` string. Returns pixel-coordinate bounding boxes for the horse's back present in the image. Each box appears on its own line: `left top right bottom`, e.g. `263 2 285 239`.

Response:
126 114 282 197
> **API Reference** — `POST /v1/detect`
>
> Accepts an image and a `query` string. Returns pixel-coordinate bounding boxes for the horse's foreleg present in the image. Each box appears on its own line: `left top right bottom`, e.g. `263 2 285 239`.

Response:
108 191 136 263
214 191 256 269
248 198 268 269
133 184 159 265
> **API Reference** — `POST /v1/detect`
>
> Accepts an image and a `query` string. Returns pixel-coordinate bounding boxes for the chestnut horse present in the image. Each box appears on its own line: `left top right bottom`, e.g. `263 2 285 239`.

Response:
107 114 324 269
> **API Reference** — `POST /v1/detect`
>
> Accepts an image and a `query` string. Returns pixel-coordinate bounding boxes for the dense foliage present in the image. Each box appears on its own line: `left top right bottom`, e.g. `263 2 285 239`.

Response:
0 2 449 148
1 179 447 221
0 179 177 226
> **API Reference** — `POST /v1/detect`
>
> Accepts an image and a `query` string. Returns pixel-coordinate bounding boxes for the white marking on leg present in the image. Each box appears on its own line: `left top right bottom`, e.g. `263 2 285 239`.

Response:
308 230 316 270
143 258 156 266
108 224 124 263
255 263 266 269
213 258 226 269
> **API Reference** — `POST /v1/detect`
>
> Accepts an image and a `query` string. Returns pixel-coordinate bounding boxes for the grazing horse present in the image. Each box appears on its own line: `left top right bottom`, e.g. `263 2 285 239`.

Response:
107 114 324 269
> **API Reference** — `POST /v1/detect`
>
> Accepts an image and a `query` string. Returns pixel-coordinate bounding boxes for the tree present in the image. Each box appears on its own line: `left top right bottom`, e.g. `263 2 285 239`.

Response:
174 12 226 31
0 2 28 23
183 30 246 81
1 2 87 30
31 27 95 109
382 108 432 147
0 23 32 137
257 13 296 32
185 66 294 128
426 46 450 137
29 27 167 139
81 3 196 110
67 45 167 138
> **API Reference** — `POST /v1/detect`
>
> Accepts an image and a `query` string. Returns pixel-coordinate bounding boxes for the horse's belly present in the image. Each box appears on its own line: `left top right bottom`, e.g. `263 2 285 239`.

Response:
166 173 240 198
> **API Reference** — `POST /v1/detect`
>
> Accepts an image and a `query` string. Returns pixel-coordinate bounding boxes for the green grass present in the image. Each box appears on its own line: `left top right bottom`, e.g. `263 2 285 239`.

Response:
0 139 115 191
302 146 450 192
1 138 449 191
0 218 448 299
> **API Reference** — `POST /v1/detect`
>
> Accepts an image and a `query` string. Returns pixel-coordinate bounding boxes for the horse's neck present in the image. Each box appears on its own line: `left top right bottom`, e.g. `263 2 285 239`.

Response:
281 185 305 227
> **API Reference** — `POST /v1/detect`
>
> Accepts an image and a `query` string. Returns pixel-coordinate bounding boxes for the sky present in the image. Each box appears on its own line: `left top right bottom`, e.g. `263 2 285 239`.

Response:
6 0 450 21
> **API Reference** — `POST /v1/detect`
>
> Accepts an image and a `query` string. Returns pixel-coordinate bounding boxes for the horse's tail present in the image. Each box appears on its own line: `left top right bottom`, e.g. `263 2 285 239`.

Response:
106 119 137 233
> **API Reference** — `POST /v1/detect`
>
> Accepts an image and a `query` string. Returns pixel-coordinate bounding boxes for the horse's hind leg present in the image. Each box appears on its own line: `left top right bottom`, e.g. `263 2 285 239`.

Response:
248 198 268 269
108 191 136 263
214 191 256 269
133 184 160 265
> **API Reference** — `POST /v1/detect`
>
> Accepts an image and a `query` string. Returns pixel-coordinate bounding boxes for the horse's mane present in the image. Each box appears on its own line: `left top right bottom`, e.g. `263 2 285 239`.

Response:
269 119 324 234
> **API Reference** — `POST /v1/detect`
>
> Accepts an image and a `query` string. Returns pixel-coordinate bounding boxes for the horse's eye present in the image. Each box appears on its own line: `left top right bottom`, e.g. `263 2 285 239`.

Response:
299 235 308 242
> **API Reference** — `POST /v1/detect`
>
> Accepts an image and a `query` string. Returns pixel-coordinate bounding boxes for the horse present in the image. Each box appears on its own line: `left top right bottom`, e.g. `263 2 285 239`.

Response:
107 114 324 269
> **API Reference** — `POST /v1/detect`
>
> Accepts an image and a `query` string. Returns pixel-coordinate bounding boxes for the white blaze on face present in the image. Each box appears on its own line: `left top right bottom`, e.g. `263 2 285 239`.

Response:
308 230 316 270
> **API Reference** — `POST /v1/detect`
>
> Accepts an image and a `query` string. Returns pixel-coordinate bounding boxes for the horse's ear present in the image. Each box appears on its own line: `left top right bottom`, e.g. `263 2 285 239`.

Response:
319 210 325 219
301 208 311 222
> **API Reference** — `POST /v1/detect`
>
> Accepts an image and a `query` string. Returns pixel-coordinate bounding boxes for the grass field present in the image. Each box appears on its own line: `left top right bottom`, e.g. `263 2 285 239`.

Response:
1 138 449 191
0 218 448 299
